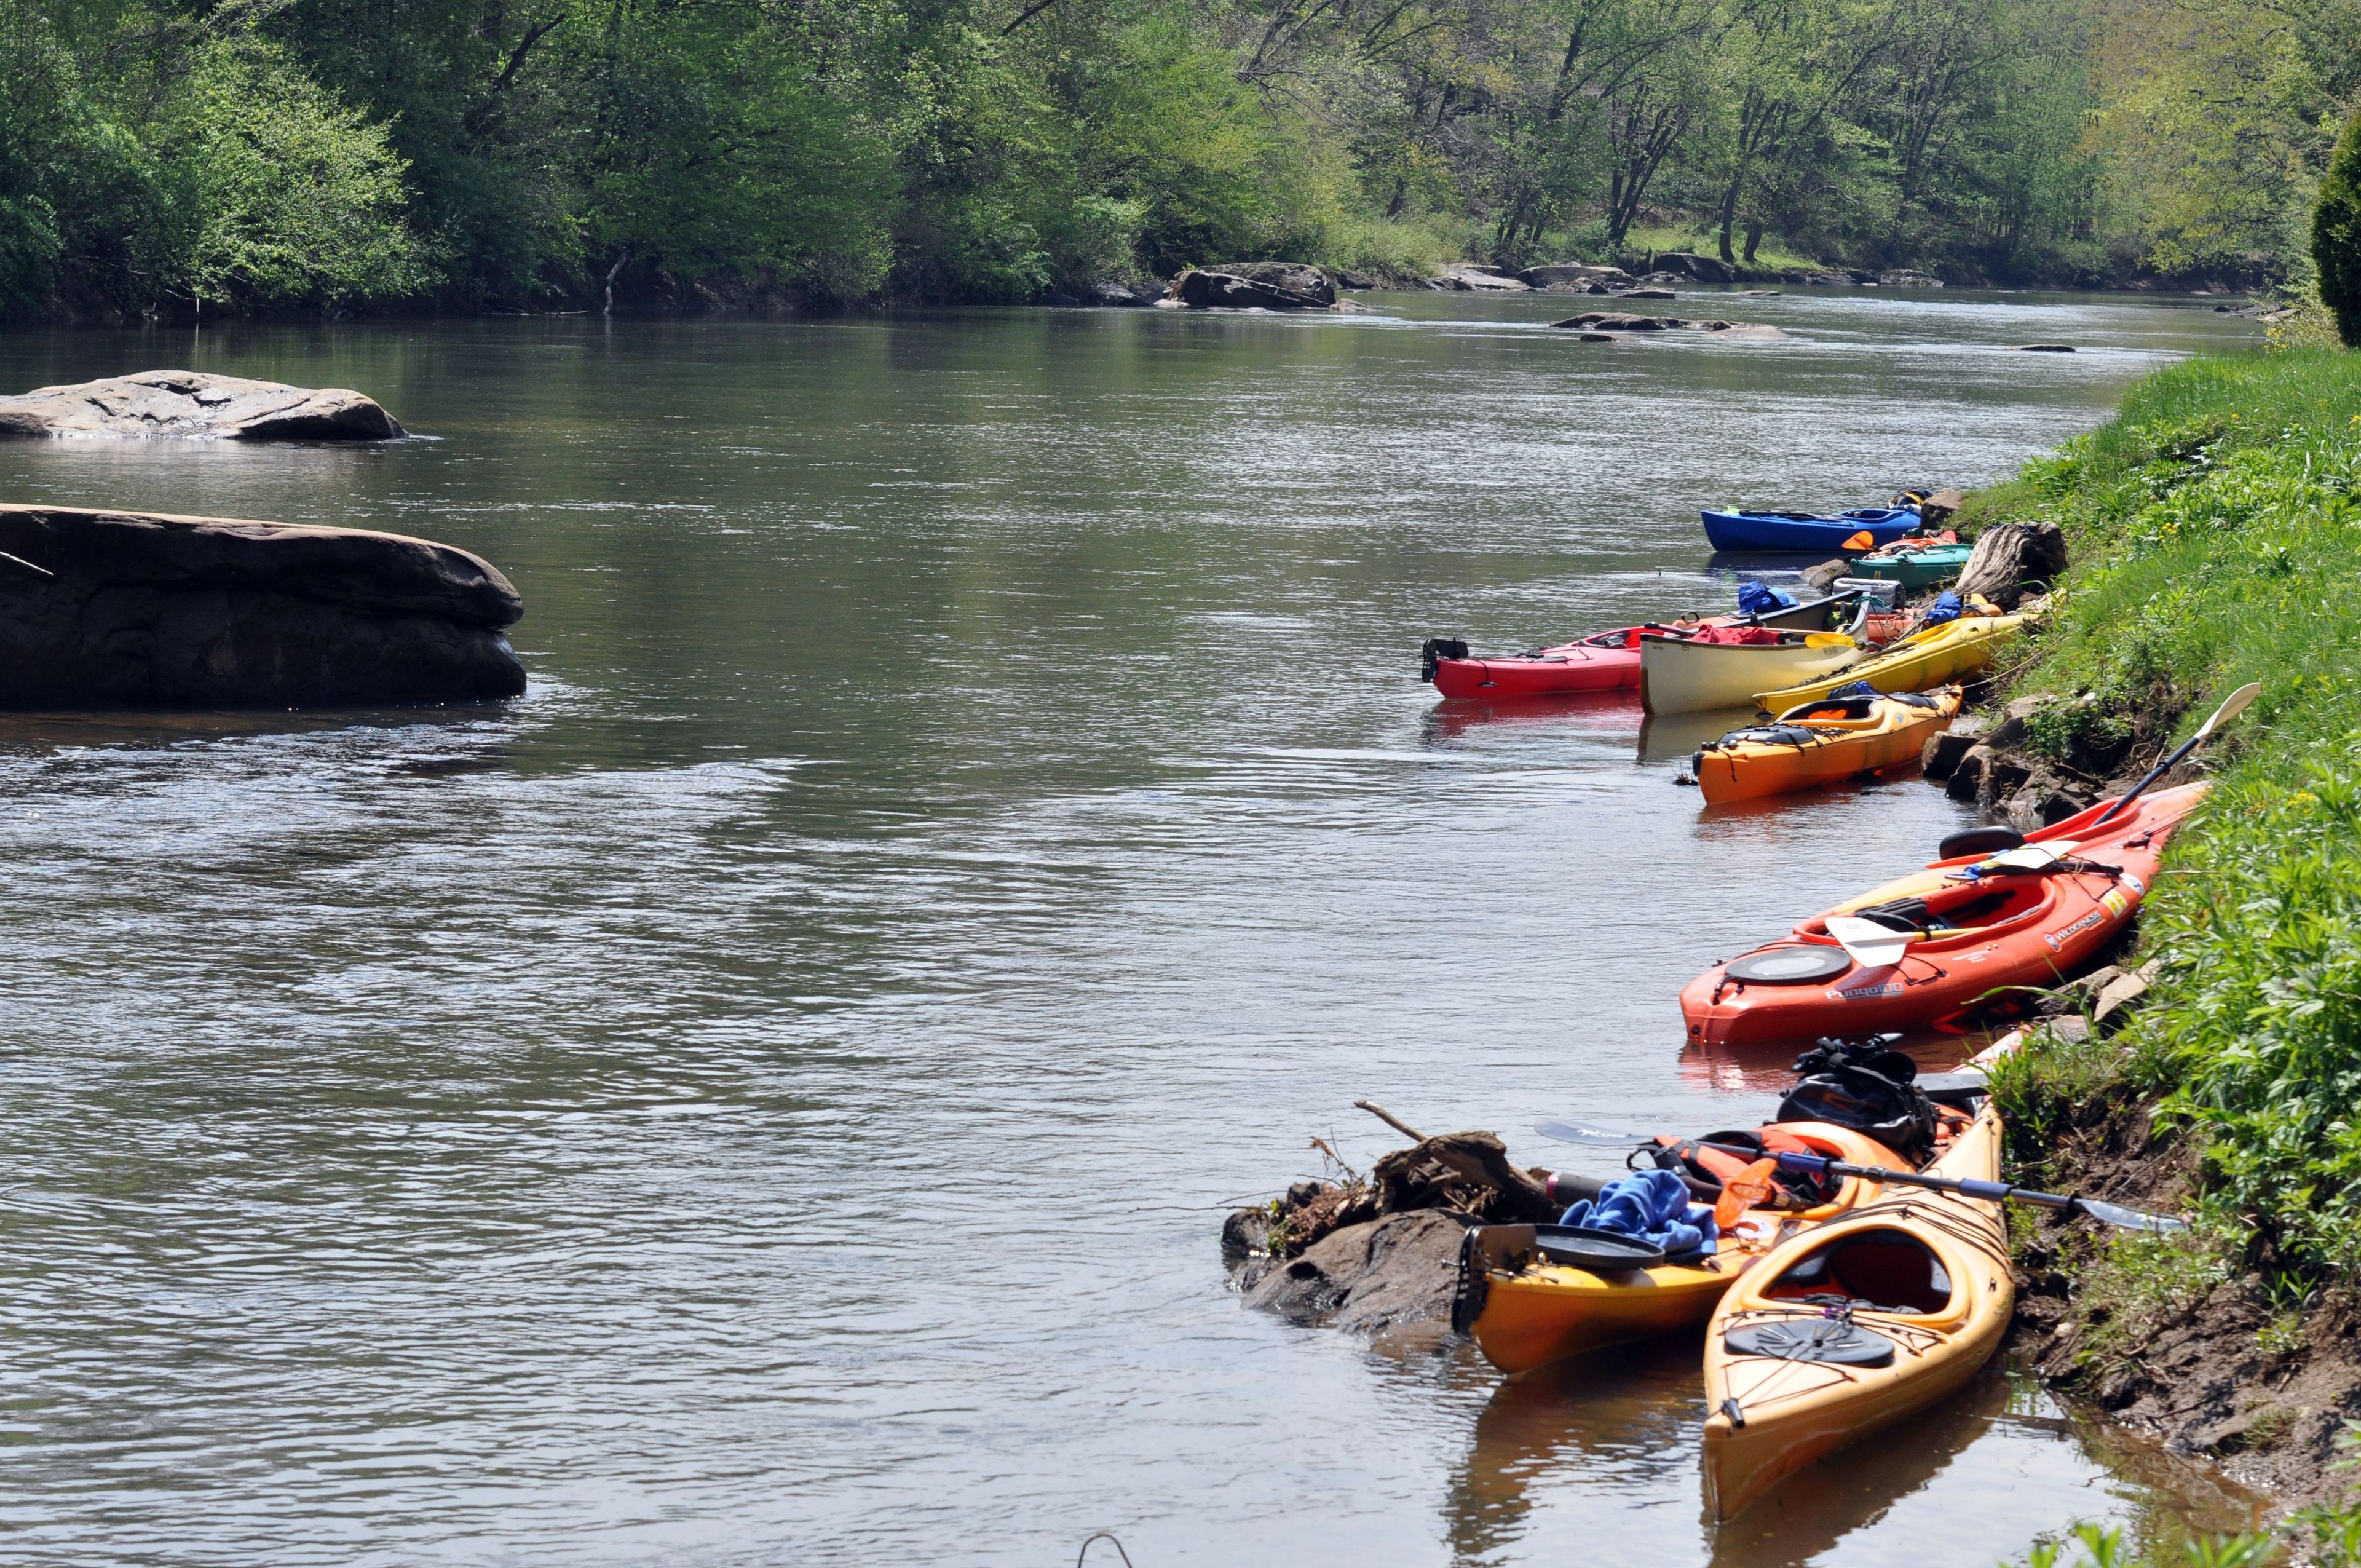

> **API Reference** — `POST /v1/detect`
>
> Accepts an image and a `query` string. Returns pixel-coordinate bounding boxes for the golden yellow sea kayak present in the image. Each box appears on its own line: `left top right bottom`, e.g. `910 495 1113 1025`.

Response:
1459 1122 1901 1376
1752 614 2023 713
1699 1093 2012 1521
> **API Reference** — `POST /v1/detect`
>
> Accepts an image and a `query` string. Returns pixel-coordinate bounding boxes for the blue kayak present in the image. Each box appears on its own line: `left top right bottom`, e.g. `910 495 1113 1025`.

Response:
1701 507 1921 553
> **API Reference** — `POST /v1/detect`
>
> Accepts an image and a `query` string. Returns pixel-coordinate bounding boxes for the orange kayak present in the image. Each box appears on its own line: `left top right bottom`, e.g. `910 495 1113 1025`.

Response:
1679 783 2206 1044
1701 1088 2011 1519
1692 688 1961 804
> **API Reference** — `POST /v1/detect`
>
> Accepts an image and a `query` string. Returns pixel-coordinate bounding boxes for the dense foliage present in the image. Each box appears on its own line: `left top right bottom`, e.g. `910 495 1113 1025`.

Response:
2321 108 2361 346
0 0 2356 315
1981 350 2361 1273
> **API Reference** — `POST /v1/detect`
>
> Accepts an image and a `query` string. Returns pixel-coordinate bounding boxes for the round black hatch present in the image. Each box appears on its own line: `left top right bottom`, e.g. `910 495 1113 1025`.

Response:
1726 946 1852 984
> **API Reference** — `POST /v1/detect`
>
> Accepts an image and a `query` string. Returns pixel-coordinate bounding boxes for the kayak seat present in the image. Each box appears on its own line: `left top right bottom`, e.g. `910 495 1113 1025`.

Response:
1848 889 2019 937
1761 1232 1953 1315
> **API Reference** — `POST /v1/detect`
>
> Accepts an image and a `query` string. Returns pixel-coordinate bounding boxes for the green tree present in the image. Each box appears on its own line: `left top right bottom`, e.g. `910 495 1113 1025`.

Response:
2317 104 2361 346
163 33 433 309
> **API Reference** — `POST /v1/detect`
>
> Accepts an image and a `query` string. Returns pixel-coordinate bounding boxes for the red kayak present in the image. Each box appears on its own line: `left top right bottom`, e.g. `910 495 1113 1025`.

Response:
1426 628 1645 699
1423 592 1867 701
1678 784 2207 1045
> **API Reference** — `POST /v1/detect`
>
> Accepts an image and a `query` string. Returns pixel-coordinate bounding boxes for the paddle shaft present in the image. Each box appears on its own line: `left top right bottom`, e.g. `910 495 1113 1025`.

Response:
2093 681 2260 826
1681 1138 2084 1214
2092 732 2202 826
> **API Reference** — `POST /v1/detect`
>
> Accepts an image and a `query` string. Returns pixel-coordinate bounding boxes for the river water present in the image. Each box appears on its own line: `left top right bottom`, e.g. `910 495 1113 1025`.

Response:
0 291 2264 1566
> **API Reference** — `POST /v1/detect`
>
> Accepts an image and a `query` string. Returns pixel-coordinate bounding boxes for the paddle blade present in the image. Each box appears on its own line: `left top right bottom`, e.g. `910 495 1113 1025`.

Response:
1535 1117 1649 1148
2076 1197 2188 1233
1825 916 1912 968
2196 681 2262 740
1714 1158 1779 1229
1803 632 1857 649
1980 844 2063 873
1842 529 1875 550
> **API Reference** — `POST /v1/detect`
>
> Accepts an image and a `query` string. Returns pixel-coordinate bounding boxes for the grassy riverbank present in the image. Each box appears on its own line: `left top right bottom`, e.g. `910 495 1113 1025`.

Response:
1975 346 2361 1556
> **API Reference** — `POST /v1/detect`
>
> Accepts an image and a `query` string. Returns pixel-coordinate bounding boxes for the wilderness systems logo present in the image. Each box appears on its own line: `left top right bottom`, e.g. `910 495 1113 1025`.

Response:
1828 980 1908 1000
2043 909 2107 952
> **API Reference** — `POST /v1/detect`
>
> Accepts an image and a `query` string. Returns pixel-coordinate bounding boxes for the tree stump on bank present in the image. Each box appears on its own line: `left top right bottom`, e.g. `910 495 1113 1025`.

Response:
1956 520 2068 609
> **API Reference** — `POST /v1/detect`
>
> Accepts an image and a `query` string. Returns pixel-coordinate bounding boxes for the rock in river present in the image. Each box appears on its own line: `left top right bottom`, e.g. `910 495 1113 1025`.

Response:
1243 1210 1469 1331
0 503 527 709
1519 263 1635 291
1171 263 1335 309
0 370 406 441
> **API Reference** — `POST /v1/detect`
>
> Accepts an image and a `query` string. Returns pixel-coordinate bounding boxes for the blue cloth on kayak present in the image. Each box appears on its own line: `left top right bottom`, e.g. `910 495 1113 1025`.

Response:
1557 1168 1719 1256
1921 590 1964 625
1737 580 1798 616
1831 679 1878 698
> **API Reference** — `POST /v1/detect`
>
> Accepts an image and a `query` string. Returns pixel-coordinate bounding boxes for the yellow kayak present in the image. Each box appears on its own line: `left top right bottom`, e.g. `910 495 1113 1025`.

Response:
1461 1123 1899 1375
1751 614 2023 713
1693 688 1961 804
1699 1093 2012 1520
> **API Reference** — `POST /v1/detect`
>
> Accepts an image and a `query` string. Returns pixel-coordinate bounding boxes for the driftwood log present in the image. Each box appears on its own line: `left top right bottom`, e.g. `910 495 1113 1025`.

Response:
1956 520 2067 609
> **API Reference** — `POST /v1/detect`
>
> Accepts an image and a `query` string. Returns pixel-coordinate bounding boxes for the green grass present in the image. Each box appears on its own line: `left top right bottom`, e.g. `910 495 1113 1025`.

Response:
1985 350 2361 1273
1985 342 2361 1568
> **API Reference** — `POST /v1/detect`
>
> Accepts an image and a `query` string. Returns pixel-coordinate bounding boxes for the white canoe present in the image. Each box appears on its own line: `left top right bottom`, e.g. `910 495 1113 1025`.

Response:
1639 632 1864 715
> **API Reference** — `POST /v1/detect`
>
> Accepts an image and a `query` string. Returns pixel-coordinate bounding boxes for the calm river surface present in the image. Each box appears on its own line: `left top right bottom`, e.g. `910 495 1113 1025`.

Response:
0 291 2264 1566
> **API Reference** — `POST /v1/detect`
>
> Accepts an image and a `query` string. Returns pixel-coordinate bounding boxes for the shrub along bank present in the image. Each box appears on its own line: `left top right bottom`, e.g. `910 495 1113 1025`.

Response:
1969 347 2361 1555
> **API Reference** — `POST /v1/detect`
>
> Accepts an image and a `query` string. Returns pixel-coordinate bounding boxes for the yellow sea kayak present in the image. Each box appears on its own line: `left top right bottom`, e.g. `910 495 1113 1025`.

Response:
1699 1093 2012 1520
1692 688 1961 804
1751 614 2023 713
1461 1123 1899 1375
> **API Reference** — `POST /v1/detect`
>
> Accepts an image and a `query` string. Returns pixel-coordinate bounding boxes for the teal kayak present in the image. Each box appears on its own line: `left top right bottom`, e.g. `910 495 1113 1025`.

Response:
1852 542 1972 589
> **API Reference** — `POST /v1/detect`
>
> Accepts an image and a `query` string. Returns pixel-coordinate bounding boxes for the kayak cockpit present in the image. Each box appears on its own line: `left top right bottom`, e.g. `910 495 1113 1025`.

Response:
1800 876 2055 948
1755 1230 1955 1317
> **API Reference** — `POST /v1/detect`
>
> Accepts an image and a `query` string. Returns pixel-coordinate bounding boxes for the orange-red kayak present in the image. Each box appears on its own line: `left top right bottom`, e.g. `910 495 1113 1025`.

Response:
1678 783 2206 1045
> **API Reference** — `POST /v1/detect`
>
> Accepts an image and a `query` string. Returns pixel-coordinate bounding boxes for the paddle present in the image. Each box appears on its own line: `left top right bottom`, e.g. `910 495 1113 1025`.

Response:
2092 681 2261 826
1801 632 1857 649
1533 1118 2186 1233
1824 915 1912 968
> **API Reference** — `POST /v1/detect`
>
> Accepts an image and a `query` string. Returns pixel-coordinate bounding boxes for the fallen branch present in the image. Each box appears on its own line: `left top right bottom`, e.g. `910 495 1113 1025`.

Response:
1354 1099 1427 1142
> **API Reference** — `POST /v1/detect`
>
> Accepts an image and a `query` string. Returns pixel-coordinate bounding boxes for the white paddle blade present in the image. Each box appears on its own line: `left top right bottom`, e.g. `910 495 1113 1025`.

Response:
2196 681 2262 740
1824 916 1912 969
1535 1118 1649 1148
1982 844 2063 873
2076 1197 2188 1233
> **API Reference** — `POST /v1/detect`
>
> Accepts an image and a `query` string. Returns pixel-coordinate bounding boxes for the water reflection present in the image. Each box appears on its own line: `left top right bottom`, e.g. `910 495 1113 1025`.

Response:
1443 1353 2264 1568
1447 1334 1703 1560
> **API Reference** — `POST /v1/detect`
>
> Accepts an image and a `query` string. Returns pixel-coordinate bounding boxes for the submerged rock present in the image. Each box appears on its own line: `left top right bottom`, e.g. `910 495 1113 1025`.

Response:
0 371 405 441
0 503 526 709
1549 312 1768 336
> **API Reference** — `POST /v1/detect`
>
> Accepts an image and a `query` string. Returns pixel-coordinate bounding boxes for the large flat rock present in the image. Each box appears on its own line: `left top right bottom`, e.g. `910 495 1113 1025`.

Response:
0 371 405 441
0 504 524 709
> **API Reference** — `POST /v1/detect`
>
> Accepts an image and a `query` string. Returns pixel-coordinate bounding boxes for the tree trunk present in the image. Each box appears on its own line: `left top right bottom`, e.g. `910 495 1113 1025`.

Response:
1955 521 2069 609
1742 218 1764 265
1717 175 1742 263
